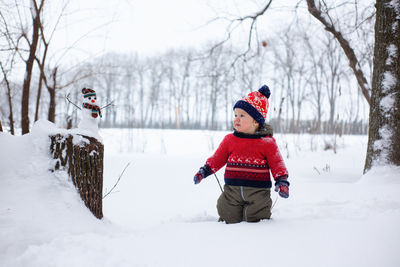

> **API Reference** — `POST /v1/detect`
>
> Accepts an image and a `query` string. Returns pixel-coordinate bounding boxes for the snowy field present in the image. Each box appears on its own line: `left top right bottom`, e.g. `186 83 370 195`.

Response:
1 121 400 267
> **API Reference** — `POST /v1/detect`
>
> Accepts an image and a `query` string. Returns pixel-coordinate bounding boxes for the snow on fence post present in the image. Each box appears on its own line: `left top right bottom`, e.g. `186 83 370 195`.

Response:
50 133 104 219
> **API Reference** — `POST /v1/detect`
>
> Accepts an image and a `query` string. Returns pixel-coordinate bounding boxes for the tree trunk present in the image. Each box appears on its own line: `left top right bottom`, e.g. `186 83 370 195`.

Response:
0 62 15 135
21 4 41 134
34 43 49 122
34 55 48 122
50 134 104 219
47 67 58 123
34 71 44 122
48 87 56 123
364 0 400 171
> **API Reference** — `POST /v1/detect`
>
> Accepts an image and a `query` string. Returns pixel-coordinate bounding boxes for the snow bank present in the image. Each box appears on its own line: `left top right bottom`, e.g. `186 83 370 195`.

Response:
1 125 400 267
0 121 107 265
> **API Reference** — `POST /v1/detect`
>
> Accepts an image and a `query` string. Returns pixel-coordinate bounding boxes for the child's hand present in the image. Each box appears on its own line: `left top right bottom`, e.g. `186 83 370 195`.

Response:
193 165 212 184
194 169 205 184
275 179 290 198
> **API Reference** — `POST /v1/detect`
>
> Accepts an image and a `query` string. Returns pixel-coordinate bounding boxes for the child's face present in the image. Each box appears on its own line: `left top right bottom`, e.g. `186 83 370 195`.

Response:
233 108 259 134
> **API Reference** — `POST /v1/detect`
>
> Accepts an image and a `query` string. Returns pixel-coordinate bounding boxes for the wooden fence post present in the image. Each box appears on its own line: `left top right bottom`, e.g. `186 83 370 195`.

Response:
50 133 104 219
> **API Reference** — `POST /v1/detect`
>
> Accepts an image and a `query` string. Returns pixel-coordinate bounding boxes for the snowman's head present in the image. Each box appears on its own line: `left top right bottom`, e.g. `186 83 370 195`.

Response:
82 88 97 105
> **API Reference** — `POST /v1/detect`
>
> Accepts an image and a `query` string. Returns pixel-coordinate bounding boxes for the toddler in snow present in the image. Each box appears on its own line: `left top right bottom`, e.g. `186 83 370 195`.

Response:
194 85 289 223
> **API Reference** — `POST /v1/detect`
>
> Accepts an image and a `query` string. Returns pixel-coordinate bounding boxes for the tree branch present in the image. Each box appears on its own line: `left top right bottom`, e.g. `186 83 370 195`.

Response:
306 0 371 105
65 93 82 110
208 0 273 58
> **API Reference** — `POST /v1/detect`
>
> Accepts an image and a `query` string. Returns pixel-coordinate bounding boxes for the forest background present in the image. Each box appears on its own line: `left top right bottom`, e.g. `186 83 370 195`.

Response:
0 0 374 135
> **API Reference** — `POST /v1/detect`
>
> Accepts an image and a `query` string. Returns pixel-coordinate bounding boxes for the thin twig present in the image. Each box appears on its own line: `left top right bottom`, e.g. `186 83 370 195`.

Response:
213 173 224 193
271 196 279 211
101 101 115 110
103 162 131 199
65 93 81 110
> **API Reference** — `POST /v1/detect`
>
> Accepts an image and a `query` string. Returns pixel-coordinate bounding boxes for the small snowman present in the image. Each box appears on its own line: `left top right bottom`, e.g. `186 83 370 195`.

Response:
78 88 102 133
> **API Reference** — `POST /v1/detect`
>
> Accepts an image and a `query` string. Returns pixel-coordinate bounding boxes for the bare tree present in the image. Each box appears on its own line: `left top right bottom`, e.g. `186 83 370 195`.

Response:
303 30 325 133
122 55 138 128
46 67 58 122
201 45 226 130
272 26 309 132
137 64 146 128
144 57 166 127
33 1 69 122
163 50 193 129
179 51 193 128
322 35 344 133
306 0 371 105
20 0 44 134
0 62 15 134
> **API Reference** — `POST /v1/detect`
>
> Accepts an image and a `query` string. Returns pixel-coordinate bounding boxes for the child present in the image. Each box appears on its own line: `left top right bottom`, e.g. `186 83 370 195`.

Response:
194 85 289 224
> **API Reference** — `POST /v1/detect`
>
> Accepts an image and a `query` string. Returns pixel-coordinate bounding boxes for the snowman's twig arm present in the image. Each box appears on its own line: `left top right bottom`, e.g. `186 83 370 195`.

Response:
65 93 82 110
101 101 115 110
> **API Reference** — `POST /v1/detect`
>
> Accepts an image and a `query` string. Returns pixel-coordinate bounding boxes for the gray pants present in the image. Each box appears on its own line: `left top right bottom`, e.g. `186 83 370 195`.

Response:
217 185 272 224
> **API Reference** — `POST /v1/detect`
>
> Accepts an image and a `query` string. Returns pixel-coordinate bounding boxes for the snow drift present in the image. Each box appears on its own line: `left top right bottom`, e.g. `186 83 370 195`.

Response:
1 122 400 267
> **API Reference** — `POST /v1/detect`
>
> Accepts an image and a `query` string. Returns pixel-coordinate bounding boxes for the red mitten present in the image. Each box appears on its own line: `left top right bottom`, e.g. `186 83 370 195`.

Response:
275 179 289 198
193 165 212 185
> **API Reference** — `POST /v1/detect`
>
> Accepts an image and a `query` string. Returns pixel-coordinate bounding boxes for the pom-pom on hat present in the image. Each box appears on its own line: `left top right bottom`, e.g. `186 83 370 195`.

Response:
82 88 96 98
233 85 271 126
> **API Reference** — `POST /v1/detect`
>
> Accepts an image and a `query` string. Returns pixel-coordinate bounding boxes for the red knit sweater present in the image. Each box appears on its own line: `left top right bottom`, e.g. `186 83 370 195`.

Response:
206 132 288 188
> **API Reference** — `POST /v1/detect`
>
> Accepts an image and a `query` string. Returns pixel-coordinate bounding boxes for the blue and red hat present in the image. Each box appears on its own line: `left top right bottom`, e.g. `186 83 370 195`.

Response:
233 85 271 126
82 88 96 98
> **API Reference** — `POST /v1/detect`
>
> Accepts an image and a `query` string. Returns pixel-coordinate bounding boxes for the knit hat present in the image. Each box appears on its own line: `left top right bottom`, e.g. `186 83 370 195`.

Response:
233 85 271 126
82 88 96 98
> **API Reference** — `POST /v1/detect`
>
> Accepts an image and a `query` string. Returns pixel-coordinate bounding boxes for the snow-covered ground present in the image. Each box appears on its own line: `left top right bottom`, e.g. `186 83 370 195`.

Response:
1 121 400 267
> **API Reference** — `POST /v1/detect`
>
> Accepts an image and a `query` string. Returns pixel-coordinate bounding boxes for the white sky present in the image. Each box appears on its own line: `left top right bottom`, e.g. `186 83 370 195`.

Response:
53 0 300 60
